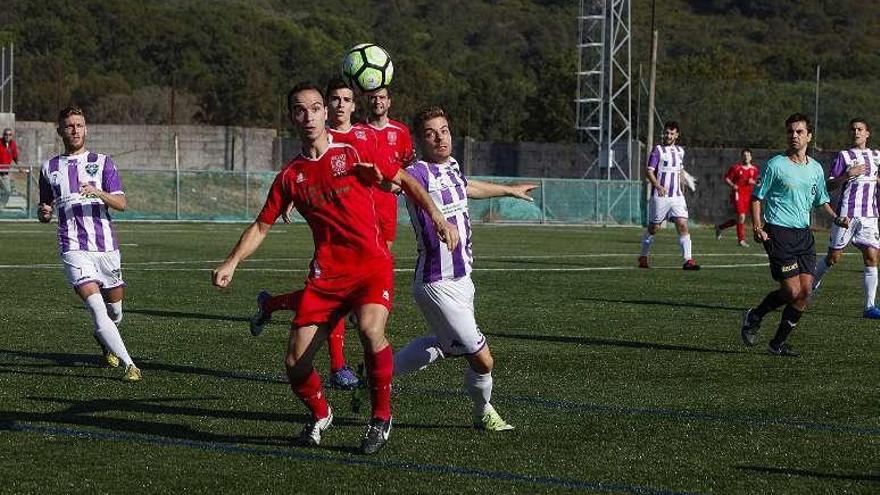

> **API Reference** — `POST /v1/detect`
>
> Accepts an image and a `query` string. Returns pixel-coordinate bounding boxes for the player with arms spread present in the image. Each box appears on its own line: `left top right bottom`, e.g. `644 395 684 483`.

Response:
811 118 880 319
38 106 141 381
394 106 537 431
213 82 458 455
715 149 760 247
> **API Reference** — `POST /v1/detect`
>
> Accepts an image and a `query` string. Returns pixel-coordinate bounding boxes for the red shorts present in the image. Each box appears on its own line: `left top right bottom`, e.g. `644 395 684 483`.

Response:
293 260 394 328
731 189 752 215
375 191 398 243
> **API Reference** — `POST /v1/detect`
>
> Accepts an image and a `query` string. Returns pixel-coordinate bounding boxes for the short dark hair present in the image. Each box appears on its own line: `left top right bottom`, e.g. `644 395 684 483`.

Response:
325 77 352 97
785 112 813 133
286 82 325 113
414 105 449 135
663 121 680 132
741 148 751 155
850 117 871 132
57 106 85 126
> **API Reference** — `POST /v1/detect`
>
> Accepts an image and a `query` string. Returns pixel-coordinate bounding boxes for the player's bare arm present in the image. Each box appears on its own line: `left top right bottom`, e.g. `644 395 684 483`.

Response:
212 221 272 288
646 168 666 197
466 180 538 202
79 184 127 211
821 202 850 229
392 169 460 251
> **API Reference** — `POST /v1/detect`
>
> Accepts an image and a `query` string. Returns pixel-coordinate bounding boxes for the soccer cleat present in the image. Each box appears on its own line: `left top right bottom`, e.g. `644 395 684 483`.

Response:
122 364 142 382
682 259 701 271
360 417 392 455
637 256 649 269
474 404 514 432
102 351 120 368
249 290 272 336
740 309 761 346
327 366 361 390
863 307 880 319
296 407 333 446
768 342 800 357
715 226 723 240
738 240 750 248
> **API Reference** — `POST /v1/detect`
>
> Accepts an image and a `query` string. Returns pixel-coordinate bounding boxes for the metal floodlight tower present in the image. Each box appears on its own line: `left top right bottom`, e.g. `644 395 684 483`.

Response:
576 0 632 180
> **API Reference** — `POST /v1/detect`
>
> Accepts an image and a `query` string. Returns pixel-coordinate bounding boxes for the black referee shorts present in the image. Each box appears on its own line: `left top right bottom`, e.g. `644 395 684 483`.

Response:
762 224 816 281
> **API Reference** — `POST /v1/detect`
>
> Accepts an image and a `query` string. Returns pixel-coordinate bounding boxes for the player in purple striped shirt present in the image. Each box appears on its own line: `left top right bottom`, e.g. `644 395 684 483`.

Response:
37 106 141 381
638 121 700 270
811 118 880 319
394 106 537 431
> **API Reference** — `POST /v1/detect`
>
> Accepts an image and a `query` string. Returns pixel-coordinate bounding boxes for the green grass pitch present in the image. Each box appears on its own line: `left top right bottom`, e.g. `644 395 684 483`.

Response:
0 222 876 494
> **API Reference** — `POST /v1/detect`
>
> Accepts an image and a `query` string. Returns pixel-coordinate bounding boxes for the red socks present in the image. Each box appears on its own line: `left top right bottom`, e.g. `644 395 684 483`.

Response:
735 222 745 242
264 290 303 315
328 318 347 371
289 368 329 420
364 345 393 420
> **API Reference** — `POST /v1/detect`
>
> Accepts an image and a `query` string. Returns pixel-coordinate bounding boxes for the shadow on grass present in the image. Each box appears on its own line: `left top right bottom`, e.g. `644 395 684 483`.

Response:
577 296 745 312
126 308 250 323
486 332 742 355
735 465 880 483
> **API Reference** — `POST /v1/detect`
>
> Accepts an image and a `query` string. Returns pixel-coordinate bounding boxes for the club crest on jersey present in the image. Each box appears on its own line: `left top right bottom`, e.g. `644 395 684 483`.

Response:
387 131 397 145
354 129 367 141
331 154 347 176
85 162 99 176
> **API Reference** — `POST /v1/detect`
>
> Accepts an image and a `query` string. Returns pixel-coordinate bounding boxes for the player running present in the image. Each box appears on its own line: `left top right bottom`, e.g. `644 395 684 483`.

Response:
741 113 847 357
811 118 880 319
638 121 700 270
38 106 141 381
715 149 760 247
394 106 536 432
213 82 458 455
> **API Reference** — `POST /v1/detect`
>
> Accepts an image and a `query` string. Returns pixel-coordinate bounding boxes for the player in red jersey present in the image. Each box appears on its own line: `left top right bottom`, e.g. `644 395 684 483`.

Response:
213 82 459 455
249 79 394 391
715 149 760 246
365 86 414 249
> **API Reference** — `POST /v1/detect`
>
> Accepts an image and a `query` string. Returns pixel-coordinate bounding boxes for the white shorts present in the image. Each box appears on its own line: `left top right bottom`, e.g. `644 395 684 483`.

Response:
828 217 880 251
61 250 125 289
412 275 487 357
648 196 689 225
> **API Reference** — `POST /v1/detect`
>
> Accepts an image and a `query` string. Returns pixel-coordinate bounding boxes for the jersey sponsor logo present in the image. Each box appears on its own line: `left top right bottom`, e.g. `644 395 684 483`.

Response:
85 162 99 176
354 129 367 141
331 154 347 176
296 172 306 183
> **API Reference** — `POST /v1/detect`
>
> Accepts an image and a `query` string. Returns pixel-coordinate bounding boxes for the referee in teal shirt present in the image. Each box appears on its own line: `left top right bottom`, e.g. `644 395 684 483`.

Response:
741 113 849 357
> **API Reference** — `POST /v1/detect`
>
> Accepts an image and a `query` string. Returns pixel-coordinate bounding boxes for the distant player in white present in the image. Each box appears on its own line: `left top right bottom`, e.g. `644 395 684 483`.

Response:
638 121 700 270
812 118 880 319
38 106 141 381
394 105 537 431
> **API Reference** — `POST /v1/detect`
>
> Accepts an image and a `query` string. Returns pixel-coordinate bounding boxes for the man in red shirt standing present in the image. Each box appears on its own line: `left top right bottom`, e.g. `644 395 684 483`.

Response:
0 128 19 208
715 148 760 246
365 87 414 250
213 82 458 455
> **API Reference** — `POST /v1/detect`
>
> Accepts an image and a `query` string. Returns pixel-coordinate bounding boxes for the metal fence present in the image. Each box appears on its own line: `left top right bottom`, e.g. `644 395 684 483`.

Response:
0 167 643 225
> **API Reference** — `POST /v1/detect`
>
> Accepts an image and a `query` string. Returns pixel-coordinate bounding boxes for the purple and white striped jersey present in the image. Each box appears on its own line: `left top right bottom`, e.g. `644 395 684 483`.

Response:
647 145 685 198
405 157 474 283
39 151 123 254
829 148 880 218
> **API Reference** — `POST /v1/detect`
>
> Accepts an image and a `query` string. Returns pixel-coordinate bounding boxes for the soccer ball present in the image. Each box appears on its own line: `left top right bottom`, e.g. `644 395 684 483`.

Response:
342 43 394 92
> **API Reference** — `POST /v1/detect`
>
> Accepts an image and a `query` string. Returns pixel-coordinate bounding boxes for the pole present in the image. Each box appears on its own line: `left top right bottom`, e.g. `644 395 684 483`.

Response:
174 133 180 220
814 64 820 150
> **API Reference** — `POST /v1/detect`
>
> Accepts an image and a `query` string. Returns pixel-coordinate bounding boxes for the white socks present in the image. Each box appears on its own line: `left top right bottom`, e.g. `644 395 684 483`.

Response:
106 301 123 325
392 335 445 376
640 233 654 256
865 267 878 309
84 293 133 366
679 234 692 261
464 367 493 417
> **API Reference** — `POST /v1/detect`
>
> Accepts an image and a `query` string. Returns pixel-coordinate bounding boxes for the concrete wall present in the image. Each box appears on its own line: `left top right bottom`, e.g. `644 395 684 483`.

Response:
13 121 278 171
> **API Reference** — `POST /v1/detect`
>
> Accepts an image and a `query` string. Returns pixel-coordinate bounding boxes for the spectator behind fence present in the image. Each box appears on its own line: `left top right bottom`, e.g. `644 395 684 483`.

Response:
0 127 19 208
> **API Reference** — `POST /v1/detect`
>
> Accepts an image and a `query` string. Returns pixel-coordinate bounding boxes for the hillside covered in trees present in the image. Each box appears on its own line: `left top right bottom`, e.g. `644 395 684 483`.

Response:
1 0 878 149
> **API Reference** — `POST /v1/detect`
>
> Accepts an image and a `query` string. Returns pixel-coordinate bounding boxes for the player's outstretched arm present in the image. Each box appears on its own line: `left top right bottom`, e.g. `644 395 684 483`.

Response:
212 221 272 288
466 180 538 201
392 169 460 251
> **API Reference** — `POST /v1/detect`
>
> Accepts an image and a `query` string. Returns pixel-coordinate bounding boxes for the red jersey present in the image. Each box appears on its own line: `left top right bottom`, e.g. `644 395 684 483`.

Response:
327 124 394 173
724 162 759 192
0 139 18 170
367 119 414 167
257 139 400 278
